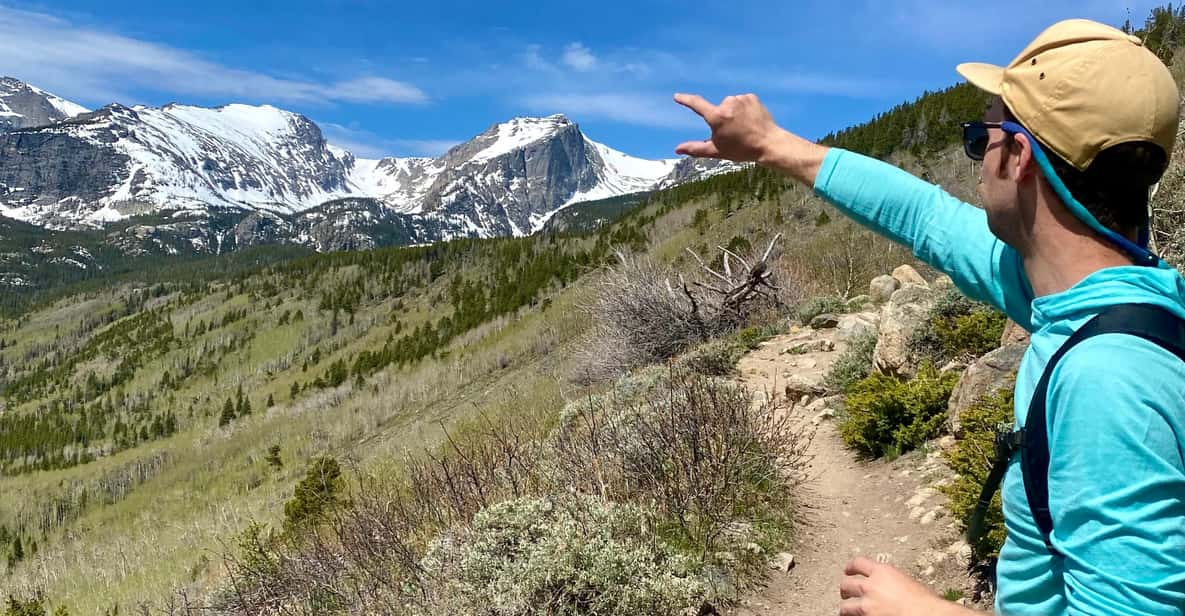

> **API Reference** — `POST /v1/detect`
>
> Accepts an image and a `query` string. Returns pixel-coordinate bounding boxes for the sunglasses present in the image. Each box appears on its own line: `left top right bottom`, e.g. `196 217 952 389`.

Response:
961 120 1030 161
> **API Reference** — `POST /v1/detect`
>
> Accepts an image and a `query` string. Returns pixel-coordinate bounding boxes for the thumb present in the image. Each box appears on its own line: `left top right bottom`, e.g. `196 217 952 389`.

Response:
675 139 721 158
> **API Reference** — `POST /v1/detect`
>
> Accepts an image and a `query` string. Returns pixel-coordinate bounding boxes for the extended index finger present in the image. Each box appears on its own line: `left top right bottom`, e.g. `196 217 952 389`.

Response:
673 93 717 120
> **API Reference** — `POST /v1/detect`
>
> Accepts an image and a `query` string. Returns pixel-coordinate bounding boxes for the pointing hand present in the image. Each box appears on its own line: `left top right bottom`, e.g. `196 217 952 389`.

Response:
673 92 781 163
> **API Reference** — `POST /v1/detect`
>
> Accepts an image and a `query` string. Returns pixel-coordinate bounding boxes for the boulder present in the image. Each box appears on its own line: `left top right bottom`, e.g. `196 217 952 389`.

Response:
1000 319 1031 346
809 313 841 329
947 343 1026 436
869 275 900 303
891 264 928 287
784 374 827 400
837 311 879 342
873 285 935 377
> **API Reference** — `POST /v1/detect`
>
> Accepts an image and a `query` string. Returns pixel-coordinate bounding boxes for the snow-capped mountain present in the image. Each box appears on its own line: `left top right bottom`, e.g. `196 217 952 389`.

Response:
0 78 738 252
0 77 89 132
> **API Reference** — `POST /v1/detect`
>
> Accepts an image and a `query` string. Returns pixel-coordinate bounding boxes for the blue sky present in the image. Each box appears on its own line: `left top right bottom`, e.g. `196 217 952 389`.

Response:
0 1 1164 159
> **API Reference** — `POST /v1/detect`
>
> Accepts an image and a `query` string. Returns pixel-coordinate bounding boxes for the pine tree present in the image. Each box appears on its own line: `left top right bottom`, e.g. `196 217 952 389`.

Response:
266 393 275 408
265 444 282 470
218 398 236 427
11 535 23 563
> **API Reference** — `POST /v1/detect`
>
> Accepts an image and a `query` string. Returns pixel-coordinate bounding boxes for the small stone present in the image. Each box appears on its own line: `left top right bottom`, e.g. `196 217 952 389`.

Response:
769 552 796 572
909 506 926 520
920 510 938 525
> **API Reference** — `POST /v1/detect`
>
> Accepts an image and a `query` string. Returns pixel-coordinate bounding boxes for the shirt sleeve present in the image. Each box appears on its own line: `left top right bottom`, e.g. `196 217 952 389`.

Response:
812 148 1034 329
1047 335 1185 615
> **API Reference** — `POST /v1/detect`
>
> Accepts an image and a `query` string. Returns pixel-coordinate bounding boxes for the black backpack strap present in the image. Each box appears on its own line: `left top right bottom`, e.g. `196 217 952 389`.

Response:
1021 303 1185 554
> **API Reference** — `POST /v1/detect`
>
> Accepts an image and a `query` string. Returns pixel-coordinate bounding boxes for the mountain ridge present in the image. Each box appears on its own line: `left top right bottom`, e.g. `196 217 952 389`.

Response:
0 78 737 248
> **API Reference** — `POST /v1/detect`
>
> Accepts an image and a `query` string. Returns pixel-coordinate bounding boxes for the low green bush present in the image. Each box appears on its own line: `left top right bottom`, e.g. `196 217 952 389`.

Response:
677 340 745 376
825 327 878 392
731 321 784 350
793 296 846 325
943 387 1014 562
908 289 1006 366
839 364 958 458
419 496 707 616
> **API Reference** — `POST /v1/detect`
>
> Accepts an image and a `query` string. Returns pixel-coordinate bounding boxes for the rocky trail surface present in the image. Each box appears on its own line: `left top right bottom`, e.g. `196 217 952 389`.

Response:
729 314 983 615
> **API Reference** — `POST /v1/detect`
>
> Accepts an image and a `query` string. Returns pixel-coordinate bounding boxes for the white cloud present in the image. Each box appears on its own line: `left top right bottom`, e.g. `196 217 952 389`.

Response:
322 122 458 158
561 42 598 71
521 92 703 130
0 5 426 107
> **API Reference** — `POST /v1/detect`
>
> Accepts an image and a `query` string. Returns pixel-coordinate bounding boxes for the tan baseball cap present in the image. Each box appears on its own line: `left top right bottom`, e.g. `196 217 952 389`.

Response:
957 18 1179 171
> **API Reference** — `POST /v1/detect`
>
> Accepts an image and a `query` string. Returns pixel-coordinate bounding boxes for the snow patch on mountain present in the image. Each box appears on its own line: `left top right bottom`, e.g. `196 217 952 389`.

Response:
25 83 89 118
469 115 568 163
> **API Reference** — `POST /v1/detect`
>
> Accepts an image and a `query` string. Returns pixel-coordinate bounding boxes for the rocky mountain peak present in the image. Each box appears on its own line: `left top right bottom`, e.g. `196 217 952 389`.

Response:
0 77 88 133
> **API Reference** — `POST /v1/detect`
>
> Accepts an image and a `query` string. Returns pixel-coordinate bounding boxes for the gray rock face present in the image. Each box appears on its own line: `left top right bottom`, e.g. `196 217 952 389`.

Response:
0 102 353 226
0 77 84 132
655 157 743 188
873 284 935 377
420 117 602 236
947 343 1025 436
0 129 131 222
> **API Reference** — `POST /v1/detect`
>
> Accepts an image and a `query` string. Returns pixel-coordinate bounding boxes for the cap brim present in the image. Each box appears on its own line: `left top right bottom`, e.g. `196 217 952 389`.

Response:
956 62 1004 95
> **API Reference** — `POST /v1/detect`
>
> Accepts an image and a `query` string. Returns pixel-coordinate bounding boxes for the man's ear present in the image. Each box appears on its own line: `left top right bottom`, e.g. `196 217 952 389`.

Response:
1010 132 1039 182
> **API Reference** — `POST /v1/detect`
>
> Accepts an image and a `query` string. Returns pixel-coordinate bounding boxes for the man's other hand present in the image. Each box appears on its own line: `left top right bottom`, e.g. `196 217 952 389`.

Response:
839 557 965 616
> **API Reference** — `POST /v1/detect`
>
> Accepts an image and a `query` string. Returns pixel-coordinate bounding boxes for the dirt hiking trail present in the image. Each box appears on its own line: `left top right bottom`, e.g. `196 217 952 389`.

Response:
730 325 983 615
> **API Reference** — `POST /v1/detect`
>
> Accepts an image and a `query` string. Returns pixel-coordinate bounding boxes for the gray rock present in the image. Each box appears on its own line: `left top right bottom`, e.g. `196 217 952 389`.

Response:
785 374 827 400
873 285 935 377
891 264 928 287
869 275 900 304
769 552 796 572
837 311 879 341
947 343 1026 436
809 313 841 329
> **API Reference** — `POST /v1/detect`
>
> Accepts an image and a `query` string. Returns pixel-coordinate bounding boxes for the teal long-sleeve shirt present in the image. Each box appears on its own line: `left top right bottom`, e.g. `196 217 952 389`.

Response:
813 148 1185 615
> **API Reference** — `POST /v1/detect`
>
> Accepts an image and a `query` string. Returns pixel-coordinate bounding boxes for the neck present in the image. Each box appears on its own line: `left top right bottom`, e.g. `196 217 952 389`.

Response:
1018 190 1136 297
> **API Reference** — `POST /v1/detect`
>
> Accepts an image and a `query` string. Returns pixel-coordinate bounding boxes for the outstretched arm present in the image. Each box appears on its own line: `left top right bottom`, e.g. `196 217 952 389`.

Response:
673 92 1034 327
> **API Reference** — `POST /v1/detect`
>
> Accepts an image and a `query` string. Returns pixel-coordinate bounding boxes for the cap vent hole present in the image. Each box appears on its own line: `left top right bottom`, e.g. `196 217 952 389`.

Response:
1031 58 1038 65
1039 72 1046 80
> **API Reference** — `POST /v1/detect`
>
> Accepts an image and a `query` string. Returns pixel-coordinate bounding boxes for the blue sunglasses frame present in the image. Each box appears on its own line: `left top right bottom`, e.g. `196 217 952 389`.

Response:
961 120 1160 267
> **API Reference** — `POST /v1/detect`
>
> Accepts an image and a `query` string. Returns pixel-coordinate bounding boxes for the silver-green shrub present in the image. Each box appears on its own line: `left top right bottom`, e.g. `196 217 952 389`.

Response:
418 495 706 616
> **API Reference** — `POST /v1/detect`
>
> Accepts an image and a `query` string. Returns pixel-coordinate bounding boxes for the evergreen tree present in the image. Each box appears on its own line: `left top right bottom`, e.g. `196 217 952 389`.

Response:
218 398 236 427
265 444 283 470
283 456 343 532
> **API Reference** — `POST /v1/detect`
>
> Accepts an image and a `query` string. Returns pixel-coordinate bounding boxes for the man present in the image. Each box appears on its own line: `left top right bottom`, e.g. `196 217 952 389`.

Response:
674 19 1185 616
